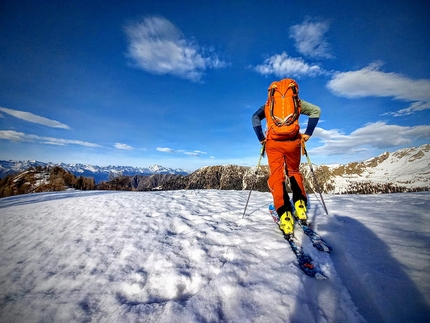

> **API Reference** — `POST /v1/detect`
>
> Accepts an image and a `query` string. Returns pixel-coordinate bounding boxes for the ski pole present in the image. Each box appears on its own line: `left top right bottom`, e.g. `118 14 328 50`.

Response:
242 143 266 218
303 144 329 215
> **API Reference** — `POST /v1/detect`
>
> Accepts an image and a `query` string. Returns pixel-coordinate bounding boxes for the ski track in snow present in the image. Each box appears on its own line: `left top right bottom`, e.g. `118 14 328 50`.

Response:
0 190 429 323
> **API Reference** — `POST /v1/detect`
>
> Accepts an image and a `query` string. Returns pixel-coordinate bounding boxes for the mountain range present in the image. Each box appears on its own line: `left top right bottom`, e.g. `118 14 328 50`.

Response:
134 143 430 193
1 144 429 194
0 160 189 183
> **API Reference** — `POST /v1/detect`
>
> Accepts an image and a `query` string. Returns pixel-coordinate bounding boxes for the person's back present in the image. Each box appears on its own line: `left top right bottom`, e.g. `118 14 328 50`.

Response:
252 78 321 237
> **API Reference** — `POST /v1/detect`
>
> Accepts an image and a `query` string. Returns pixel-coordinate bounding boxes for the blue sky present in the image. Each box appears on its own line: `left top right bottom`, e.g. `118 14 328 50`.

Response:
1 0 429 171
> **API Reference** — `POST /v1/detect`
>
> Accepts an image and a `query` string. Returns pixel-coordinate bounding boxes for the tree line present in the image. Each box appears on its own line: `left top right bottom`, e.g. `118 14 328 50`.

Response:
0 166 95 198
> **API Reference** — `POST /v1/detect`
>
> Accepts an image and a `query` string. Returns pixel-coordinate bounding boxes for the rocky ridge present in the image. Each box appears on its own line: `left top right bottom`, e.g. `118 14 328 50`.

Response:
130 144 430 194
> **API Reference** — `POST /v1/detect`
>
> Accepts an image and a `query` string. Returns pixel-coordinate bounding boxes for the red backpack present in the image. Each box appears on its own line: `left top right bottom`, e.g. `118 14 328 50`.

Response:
264 78 301 140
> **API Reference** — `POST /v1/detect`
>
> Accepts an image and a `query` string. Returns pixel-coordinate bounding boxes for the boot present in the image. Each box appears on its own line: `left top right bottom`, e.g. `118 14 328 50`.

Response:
294 200 307 220
279 211 294 235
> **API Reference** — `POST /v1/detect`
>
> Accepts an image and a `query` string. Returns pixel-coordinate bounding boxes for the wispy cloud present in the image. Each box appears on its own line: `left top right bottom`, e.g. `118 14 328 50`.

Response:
327 63 430 116
0 130 100 147
289 19 333 59
179 150 207 157
157 147 207 157
253 18 332 77
253 52 324 78
383 101 430 117
311 122 430 156
0 106 70 129
157 147 176 153
114 143 133 150
124 16 228 82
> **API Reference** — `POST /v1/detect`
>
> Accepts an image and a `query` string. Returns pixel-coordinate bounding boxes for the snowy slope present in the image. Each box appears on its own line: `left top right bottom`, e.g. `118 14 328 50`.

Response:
367 144 430 186
0 190 429 323
318 144 430 193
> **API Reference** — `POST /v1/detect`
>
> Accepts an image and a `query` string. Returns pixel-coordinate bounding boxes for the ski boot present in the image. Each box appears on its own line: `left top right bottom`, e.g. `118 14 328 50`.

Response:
279 211 295 238
294 200 310 226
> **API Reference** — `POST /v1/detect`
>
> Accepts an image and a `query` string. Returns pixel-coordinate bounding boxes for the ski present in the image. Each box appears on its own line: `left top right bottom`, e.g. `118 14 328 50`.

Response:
269 205 326 280
283 233 326 280
296 221 331 253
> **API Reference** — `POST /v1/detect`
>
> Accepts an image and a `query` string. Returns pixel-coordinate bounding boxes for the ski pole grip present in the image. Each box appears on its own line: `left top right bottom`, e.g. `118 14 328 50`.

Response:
261 142 266 157
301 136 306 156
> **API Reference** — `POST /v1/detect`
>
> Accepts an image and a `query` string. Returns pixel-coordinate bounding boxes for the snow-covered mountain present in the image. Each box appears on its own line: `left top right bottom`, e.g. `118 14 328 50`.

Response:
309 143 430 193
0 160 189 183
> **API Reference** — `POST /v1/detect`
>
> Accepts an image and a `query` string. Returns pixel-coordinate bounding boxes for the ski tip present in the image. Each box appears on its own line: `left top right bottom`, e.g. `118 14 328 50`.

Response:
300 264 327 280
320 243 331 253
313 242 331 253
315 272 327 280
322 245 330 253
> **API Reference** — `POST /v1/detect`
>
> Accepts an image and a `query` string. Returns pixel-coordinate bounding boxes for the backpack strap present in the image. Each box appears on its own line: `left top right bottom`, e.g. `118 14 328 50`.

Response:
290 85 300 124
268 85 280 126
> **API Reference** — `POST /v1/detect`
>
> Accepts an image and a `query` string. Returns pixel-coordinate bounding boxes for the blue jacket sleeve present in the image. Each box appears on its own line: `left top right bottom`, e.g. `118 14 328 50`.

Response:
304 118 319 136
252 106 266 142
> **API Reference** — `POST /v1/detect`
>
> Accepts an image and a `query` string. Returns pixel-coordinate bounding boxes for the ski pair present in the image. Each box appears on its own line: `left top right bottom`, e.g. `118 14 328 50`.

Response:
269 204 328 279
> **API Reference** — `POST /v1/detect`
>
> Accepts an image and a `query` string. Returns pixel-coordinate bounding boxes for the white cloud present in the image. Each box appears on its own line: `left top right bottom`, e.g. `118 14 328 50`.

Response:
194 150 207 155
0 106 70 129
0 130 100 147
310 122 430 156
114 143 133 150
124 16 227 82
289 19 333 59
382 100 430 117
183 152 200 156
157 147 176 153
183 150 207 157
157 147 207 157
327 63 430 116
253 52 323 78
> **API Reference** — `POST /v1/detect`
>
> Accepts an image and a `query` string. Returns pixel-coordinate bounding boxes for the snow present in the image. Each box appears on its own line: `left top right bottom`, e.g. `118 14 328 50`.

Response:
0 190 429 323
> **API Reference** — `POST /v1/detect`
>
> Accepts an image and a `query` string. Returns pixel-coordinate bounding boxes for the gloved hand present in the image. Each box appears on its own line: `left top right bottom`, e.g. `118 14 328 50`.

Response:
300 134 310 156
301 134 311 142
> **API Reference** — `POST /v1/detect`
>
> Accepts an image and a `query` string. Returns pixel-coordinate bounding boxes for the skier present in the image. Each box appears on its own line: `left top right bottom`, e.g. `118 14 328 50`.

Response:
252 79 320 237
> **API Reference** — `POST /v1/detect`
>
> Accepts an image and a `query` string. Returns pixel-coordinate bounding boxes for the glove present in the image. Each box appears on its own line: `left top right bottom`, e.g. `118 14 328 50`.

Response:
301 134 310 142
300 134 310 156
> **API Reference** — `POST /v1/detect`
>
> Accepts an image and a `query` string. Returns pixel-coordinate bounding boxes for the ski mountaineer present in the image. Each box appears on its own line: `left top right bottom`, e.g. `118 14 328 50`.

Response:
252 81 321 238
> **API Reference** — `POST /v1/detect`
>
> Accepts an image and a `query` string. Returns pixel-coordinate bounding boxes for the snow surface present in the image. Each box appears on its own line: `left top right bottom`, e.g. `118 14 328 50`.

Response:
1 190 429 323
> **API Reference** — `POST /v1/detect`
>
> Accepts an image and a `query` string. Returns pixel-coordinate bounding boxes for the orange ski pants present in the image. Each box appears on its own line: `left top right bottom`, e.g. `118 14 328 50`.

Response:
266 138 307 214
